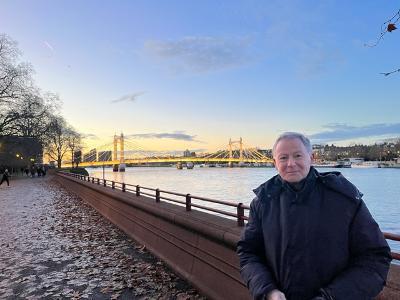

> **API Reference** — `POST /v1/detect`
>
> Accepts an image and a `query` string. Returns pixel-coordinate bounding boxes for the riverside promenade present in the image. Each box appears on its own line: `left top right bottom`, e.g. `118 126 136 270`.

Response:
0 176 204 299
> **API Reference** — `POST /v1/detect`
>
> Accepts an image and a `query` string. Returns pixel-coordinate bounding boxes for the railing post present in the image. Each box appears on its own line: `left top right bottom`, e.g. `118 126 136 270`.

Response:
237 202 244 226
186 194 191 211
156 189 160 202
136 185 140 196
122 183 126 192
92 177 94 183
112 181 115 189
103 179 107 187
97 178 100 185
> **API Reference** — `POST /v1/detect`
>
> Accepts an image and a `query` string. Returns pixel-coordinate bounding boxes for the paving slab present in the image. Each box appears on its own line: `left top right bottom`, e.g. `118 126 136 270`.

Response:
0 175 205 299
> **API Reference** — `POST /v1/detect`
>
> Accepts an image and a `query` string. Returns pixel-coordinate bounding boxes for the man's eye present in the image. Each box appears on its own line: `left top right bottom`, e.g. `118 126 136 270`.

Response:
295 154 302 158
279 157 287 161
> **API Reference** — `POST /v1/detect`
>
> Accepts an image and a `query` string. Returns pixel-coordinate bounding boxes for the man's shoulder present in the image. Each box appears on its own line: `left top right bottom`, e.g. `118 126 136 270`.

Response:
252 175 281 204
317 170 363 202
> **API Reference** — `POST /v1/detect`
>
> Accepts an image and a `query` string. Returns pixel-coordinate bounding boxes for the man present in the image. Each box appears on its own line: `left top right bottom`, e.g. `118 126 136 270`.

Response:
237 132 391 300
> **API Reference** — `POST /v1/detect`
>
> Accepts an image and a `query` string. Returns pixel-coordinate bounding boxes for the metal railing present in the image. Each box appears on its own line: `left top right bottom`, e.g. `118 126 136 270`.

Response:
58 171 250 226
383 232 400 261
58 171 400 261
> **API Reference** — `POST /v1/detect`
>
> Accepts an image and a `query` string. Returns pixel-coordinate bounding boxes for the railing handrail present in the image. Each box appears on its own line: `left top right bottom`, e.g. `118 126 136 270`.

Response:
383 232 400 242
57 171 399 261
57 171 249 225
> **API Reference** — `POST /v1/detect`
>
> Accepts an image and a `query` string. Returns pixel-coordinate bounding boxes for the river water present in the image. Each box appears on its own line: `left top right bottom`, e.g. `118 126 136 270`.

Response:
87 166 400 252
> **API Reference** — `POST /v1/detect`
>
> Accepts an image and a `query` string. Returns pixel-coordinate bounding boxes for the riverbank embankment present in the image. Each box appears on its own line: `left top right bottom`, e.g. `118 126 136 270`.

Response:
0 176 204 299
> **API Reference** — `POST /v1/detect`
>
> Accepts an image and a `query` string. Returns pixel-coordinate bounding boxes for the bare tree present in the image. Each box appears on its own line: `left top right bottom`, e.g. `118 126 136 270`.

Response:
44 116 74 168
365 9 400 76
11 90 59 136
0 34 33 103
67 129 82 168
0 34 36 136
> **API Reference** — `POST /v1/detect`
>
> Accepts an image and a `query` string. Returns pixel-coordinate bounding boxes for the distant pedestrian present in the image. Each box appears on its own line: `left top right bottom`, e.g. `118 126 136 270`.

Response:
0 169 10 187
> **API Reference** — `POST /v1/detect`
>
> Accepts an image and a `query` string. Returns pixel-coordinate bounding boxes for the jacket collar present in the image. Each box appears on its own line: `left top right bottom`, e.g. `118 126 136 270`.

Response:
253 167 318 200
253 166 363 202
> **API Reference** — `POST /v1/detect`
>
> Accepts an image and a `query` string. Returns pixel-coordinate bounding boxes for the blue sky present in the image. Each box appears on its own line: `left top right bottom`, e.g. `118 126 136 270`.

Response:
1 0 399 152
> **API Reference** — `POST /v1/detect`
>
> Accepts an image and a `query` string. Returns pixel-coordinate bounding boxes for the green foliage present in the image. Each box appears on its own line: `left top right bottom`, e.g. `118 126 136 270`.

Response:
62 167 89 176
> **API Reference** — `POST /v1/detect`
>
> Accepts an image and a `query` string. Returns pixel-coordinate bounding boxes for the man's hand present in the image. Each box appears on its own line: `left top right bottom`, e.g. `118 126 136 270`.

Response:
266 289 286 300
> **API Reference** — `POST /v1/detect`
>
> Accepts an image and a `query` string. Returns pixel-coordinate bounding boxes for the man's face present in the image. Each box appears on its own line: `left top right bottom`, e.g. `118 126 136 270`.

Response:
273 137 312 183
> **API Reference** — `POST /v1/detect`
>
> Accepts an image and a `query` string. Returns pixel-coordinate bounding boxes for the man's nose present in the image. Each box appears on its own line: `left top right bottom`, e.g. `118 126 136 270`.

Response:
287 156 295 166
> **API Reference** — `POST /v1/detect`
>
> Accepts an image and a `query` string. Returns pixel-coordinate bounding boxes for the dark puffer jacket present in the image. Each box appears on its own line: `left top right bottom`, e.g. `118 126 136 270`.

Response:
237 167 391 300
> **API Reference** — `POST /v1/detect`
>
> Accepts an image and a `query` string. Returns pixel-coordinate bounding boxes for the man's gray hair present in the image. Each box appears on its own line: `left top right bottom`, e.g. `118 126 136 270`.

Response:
272 132 312 158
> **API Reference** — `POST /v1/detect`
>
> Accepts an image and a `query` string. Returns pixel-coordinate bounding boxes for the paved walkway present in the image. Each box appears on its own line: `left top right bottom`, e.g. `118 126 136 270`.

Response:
0 175 204 299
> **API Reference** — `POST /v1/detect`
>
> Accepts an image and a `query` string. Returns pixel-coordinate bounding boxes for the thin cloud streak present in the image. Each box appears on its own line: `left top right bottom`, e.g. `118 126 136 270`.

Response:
144 36 254 73
81 133 100 139
126 131 202 142
125 148 208 156
43 41 54 52
309 123 400 143
111 92 145 103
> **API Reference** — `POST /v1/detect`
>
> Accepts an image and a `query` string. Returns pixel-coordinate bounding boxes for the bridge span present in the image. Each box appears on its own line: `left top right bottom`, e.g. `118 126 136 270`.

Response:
66 134 274 169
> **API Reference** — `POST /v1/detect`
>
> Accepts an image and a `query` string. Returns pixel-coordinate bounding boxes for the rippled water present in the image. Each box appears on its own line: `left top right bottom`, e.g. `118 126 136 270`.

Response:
88 166 400 252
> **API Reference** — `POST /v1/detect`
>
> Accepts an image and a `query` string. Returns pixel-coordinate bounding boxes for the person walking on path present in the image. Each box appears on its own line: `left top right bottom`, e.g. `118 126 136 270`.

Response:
0 168 10 187
237 132 392 300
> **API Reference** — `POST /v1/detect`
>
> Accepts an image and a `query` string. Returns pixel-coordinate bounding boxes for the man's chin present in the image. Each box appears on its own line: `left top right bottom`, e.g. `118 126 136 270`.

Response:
284 174 303 183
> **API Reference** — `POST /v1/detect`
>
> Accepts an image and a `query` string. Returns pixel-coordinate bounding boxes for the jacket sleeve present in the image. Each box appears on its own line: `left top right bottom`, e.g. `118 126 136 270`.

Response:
324 200 392 299
237 199 278 300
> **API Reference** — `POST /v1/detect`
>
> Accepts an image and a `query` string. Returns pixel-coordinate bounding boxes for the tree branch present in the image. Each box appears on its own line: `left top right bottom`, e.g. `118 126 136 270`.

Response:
365 9 400 47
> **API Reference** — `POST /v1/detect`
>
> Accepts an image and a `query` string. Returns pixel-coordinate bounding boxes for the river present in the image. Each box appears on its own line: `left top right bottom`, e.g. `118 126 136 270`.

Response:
87 166 400 252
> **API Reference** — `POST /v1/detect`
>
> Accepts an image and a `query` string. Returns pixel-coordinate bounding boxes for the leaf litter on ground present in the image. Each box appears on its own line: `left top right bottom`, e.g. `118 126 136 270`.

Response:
0 177 206 299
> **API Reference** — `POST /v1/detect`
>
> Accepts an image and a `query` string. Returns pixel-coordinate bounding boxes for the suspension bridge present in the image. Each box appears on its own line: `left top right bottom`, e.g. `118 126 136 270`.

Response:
66 133 273 170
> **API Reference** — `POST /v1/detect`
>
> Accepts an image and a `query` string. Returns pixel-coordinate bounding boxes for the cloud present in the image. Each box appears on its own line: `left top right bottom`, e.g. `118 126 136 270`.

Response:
126 131 202 142
81 133 99 139
111 91 145 103
124 148 208 157
309 123 400 143
144 36 255 73
43 41 54 52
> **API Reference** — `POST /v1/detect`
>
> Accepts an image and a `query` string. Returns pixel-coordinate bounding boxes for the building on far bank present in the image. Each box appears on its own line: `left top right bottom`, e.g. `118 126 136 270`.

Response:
183 149 196 157
0 136 43 170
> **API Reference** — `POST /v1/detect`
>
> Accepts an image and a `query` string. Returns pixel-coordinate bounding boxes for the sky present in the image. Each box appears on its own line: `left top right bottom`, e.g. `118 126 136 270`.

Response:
1 0 400 153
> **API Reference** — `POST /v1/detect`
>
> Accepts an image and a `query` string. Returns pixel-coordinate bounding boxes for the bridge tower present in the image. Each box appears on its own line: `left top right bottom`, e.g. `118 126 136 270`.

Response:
239 137 243 161
228 137 244 167
228 138 233 167
113 133 126 172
